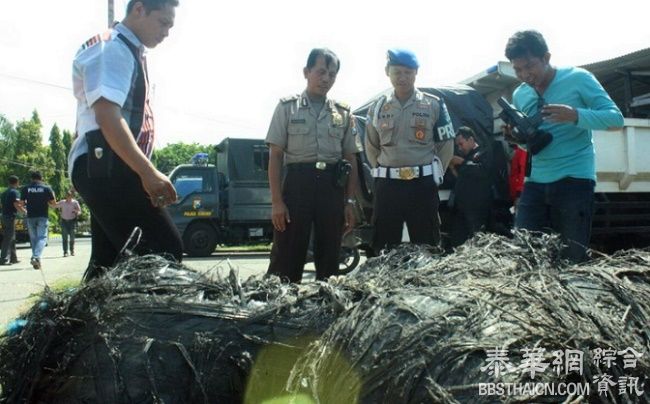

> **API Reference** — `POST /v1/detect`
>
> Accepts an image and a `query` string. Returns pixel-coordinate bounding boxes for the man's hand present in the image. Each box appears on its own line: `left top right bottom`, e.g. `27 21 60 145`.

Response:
542 104 578 124
141 169 177 208
449 155 464 167
344 204 356 233
271 200 290 232
501 124 524 145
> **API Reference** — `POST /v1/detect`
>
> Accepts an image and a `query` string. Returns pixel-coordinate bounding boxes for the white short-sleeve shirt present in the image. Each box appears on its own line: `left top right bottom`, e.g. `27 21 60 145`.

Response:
68 23 144 178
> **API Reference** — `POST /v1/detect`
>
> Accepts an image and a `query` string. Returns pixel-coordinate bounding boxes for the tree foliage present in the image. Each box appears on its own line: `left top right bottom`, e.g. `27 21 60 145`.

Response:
152 142 214 174
0 111 51 186
62 129 73 165
0 111 75 200
49 124 68 198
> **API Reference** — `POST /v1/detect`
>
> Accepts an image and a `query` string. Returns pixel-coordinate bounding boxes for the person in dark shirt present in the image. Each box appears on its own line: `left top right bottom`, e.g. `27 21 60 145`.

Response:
20 171 56 269
448 127 493 247
1 175 26 265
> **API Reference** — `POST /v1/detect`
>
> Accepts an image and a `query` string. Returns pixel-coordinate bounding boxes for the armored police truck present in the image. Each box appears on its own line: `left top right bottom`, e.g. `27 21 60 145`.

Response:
167 138 273 257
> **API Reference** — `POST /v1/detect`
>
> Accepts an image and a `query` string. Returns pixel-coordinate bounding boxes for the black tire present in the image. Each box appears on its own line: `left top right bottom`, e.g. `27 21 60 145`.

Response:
337 247 361 275
183 222 217 257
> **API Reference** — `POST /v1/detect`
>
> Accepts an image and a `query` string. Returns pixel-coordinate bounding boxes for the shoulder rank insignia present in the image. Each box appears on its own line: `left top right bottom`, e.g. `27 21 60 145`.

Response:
421 92 441 102
334 100 350 111
280 94 299 104
80 30 112 51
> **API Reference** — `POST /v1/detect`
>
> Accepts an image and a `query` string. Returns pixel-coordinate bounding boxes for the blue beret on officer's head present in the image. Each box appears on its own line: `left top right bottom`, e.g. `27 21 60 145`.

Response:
387 48 419 69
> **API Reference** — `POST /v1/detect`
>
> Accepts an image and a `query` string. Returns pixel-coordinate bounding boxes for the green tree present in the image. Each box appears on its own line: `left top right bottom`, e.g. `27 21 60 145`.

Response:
49 124 67 198
0 115 17 181
8 111 53 184
62 129 73 164
152 142 213 174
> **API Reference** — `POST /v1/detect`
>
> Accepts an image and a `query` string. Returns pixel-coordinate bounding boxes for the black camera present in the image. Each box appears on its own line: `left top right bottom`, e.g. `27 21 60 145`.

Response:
497 97 552 155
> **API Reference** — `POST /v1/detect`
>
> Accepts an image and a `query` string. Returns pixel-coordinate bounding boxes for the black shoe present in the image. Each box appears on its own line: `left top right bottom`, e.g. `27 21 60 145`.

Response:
0 260 10 266
10 260 20 264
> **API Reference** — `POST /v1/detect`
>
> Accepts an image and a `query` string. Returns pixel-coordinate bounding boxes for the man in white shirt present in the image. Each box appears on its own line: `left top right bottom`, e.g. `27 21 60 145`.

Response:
69 0 182 280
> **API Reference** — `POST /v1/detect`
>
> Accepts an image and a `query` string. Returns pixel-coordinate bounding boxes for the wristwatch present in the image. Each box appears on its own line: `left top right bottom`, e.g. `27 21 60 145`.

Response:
346 198 357 205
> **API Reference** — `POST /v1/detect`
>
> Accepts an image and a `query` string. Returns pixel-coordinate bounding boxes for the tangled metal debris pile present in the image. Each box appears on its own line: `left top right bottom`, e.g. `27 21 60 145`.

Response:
1 232 649 403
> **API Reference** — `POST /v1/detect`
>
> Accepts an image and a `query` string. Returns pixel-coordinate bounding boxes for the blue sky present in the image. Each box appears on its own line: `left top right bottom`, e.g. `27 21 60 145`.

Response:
1 0 648 146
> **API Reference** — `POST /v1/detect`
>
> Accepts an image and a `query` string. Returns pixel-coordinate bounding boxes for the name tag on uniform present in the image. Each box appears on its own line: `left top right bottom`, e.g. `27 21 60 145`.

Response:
290 118 306 124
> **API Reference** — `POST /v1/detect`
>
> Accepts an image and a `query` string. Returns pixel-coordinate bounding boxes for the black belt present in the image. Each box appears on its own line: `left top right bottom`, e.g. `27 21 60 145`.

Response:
287 162 336 171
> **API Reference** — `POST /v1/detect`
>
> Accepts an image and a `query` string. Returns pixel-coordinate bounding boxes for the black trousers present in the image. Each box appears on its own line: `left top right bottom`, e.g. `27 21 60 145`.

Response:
1 215 17 263
372 175 440 254
72 155 183 280
450 206 491 247
267 168 344 282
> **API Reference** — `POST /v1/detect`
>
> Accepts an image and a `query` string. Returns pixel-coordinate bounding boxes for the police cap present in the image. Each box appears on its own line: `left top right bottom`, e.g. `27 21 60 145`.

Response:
387 48 419 69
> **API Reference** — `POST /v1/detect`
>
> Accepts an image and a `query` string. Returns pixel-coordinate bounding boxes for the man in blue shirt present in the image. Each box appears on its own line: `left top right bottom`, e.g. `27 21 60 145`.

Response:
21 171 57 269
504 30 624 262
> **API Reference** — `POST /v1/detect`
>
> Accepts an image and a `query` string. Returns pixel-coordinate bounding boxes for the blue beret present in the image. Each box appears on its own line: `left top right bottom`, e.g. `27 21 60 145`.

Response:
387 48 419 69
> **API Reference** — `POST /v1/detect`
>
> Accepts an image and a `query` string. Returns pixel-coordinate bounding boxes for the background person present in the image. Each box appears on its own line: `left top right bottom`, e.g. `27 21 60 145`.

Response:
20 171 56 270
504 30 624 262
56 191 81 257
266 48 362 283
508 145 527 212
1 175 25 266
68 0 183 280
364 48 455 254
448 126 493 247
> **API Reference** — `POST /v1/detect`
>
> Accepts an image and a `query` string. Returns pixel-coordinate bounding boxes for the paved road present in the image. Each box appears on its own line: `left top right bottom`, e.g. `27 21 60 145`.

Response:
0 238 353 329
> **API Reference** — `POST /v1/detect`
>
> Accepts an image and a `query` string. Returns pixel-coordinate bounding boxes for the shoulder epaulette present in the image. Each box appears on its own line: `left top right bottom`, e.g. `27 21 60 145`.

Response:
280 94 300 104
80 30 113 51
334 100 350 111
80 34 101 51
421 91 441 102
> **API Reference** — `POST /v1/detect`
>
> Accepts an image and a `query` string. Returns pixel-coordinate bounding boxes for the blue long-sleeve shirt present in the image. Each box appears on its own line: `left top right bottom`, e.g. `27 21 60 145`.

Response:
513 66 624 183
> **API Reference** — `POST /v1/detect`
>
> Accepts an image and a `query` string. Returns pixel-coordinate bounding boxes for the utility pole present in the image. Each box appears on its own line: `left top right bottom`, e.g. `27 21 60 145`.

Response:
107 0 114 28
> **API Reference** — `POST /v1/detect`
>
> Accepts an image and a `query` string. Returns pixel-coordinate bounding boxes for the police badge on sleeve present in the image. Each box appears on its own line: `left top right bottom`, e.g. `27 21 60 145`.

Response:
435 101 455 142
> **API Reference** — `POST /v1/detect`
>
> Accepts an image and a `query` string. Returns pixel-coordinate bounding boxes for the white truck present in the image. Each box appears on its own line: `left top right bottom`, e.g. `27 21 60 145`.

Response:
460 47 650 249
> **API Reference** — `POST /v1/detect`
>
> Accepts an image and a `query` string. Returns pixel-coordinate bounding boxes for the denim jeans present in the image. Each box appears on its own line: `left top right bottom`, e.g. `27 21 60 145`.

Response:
26 217 49 259
515 178 595 262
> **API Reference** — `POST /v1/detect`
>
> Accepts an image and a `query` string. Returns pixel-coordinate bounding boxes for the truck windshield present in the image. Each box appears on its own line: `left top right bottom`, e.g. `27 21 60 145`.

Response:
173 173 213 200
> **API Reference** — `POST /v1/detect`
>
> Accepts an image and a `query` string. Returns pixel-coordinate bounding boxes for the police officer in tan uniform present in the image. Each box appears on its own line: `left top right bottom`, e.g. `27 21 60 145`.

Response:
365 48 455 254
266 48 363 283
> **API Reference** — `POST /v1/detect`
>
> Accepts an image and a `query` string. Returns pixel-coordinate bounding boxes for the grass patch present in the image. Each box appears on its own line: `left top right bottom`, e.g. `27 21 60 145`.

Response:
217 243 272 252
26 277 80 302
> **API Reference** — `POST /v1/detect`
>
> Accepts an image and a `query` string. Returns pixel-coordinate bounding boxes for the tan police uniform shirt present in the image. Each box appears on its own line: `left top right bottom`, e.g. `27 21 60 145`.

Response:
365 89 455 170
266 91 363 164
